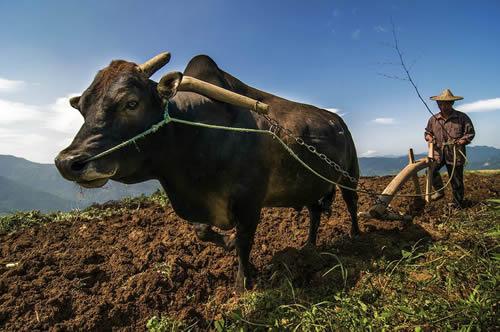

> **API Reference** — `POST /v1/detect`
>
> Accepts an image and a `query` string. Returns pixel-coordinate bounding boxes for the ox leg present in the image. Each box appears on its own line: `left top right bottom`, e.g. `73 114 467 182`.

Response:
305 203 322 247
341 187 360 237
192 223 235 251
318 187 336 218
234 210 259 292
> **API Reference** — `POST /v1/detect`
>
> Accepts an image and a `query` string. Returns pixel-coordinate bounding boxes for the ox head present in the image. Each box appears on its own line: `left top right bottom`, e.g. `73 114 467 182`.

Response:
55 52 184 188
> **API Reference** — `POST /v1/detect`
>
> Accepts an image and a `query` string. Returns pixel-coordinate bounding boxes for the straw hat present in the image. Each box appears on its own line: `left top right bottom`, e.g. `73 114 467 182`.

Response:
430 88 463 101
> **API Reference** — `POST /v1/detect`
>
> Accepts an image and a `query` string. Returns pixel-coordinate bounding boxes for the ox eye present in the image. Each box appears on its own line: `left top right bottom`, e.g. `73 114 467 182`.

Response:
126 100 138 110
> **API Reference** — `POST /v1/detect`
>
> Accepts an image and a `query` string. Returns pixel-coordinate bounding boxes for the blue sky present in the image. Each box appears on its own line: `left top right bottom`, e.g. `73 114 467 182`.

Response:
0 0 499 163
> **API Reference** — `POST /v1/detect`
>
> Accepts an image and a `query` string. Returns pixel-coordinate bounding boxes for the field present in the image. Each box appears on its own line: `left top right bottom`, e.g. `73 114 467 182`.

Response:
0 173 498 331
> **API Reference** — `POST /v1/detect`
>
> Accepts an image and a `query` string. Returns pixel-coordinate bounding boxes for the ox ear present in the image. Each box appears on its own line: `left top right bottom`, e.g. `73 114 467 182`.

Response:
69 96 81 110
157 71 183 102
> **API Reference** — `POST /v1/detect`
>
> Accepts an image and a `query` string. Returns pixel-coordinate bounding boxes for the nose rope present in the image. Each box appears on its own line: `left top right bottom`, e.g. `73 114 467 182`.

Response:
82 103 173 163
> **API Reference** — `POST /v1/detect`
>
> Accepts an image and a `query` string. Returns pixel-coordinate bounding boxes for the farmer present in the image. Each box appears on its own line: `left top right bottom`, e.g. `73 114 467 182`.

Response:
424 89 475 208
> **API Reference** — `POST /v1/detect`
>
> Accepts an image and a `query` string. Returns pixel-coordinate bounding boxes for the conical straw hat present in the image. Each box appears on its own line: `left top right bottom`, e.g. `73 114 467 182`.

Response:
430 88 463 101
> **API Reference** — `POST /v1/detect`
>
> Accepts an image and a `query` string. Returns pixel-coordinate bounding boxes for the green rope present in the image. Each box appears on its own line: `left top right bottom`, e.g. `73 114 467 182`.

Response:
83 113 172 163
82 102 460 198
168 116 461 198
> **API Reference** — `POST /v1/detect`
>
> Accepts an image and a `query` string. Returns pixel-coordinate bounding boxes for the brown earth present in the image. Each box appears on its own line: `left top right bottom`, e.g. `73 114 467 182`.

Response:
0 174 498 331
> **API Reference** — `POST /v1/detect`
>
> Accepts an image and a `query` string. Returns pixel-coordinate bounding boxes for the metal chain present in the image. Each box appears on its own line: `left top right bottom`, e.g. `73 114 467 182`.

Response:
258 113 464 215
262 114 358 183
260 113 388 208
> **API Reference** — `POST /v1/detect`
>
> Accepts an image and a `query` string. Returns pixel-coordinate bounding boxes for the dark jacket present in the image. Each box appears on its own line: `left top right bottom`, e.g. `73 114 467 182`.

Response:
424 110 475 165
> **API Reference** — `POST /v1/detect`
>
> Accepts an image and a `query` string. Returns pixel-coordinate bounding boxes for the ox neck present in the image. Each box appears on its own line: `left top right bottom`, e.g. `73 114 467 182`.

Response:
148 98 191 176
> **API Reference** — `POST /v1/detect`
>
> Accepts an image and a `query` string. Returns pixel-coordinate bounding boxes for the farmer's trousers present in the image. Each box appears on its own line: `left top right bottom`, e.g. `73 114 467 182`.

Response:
432 160 464 206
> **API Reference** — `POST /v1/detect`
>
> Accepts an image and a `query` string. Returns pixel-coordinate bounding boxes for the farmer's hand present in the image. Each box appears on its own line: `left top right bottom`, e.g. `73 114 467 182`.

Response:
456 138 467 145
425 134 434 143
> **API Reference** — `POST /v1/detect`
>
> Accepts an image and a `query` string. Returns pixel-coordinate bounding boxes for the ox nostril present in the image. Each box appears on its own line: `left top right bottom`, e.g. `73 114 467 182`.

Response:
55 153 90 180
70 160 87 172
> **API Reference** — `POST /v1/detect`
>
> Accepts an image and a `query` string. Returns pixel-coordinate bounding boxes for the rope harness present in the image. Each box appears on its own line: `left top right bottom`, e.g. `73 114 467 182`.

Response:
83 101 463 199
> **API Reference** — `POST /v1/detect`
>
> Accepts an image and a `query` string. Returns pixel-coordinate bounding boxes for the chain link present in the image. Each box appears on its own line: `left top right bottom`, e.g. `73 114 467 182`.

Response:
260 113 388 208
262 114 360 184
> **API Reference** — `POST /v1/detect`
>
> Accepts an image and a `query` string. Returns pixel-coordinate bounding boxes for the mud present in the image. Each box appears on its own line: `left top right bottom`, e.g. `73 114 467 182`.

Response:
0 174 498 331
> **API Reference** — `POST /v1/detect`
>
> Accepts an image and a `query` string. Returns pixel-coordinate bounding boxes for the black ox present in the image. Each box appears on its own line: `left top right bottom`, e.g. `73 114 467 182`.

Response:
55 53 360 290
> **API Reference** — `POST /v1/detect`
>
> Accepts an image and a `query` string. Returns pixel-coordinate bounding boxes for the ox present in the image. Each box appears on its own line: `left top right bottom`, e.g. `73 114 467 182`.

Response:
55 53 360 290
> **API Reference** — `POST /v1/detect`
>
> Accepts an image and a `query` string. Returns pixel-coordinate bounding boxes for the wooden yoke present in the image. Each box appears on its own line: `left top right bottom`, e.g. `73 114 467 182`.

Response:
178 76 270 115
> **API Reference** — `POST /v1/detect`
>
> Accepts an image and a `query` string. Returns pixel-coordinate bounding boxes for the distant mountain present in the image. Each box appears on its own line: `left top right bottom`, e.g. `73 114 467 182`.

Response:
0 145 498 214
459 146 500 170
0 176 74 214
0 155 159 215
359 145 500 176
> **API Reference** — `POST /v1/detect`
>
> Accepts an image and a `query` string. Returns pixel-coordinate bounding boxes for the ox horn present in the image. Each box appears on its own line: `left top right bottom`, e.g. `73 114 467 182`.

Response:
138 52 171 77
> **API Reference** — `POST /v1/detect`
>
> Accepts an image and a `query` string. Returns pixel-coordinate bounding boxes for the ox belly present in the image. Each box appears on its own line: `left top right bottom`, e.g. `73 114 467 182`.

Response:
262 146 342 207
203 192 234 230
167 188 234 230
263 167 335 207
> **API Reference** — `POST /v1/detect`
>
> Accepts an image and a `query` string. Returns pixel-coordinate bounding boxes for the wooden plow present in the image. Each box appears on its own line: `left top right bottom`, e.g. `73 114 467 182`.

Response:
358 143 436 221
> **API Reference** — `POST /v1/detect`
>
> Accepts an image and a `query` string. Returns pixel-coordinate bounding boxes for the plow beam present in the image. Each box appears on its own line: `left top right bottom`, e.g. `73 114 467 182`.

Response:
368 157 431 218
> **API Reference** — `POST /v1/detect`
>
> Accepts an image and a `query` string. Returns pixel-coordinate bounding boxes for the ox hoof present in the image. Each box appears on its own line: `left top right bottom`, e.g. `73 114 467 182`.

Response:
350 229 361 239
224 234 236 251
235 264 256 293
235 276 253 293
301 242 317 250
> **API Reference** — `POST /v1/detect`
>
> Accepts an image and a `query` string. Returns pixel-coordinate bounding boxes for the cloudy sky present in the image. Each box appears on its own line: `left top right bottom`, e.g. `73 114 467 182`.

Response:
0 0 499 163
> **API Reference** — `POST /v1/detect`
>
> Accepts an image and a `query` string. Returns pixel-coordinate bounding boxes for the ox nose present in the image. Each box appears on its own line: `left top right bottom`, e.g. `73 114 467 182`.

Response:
54 153 88 181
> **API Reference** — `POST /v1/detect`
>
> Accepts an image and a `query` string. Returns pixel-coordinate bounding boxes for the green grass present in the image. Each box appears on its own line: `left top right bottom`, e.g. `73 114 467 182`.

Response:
147 316 188 332
148 200 499 331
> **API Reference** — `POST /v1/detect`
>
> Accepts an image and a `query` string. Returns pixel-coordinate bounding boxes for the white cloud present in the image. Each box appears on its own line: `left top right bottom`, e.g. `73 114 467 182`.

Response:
0 99 40 124
360 150 378 157
45 95 84 134
374 25 386 33
373 117 395 124
0 94 83 163
325 108 347 117
0 77 26 93
457 98 500 113
351 29 361 40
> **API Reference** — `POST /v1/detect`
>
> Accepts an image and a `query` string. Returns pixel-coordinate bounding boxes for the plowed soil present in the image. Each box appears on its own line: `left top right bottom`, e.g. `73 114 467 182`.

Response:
1 174 498 331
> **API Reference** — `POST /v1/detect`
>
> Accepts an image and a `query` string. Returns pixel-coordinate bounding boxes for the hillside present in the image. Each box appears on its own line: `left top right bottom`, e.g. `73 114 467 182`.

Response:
360 145 500 176
0 154 159 213
0 173 498 330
